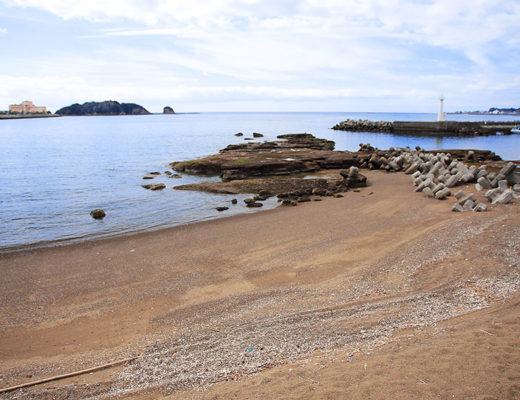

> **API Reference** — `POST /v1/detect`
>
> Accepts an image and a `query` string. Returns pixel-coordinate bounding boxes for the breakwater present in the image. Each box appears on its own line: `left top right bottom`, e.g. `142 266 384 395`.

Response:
332 119 519 136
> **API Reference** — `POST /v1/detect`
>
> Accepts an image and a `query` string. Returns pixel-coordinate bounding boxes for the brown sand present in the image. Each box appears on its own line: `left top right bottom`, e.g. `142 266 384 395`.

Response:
0 170 519 399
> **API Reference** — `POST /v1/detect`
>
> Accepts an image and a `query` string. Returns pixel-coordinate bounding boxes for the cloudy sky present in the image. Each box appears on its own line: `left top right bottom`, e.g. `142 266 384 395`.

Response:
0 0 519 113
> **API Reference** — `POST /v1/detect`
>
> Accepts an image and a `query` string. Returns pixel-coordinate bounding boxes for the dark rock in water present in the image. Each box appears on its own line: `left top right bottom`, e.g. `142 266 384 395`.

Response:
163 106 175 114
90 209 106 219
253 132 264 138
235 132 244 137
246 202 263 208
143 176 155 179
231 198 238 204
141 183 166 190
164 171 172 175
149 172 161 175
216 206 229 212
56 100 150 116
244 198 255 204
169 174 182 178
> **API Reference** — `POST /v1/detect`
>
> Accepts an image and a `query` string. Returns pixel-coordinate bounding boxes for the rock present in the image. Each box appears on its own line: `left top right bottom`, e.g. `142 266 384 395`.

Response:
514 184 520 192
235 132 244 137
244 198 255 204
143 176 155 179
163 106 175 114
149 172 161 175
282 199 297 206
56 100 150 116
435 187 451 200
231 198 238 204
463 199 476 211
253 132 264 138
333 193 344 198
454 190 466 200
246 202 263 208
498 180 509 192
452 203 464 212
485 189 501 203
164 171 172 175
297 196 311 202
90 209 106 219
493 189 514 204
473 203 488 212
169 174 182 178
311 188 327 196
423 187 435 198
141 183 166 190
477 176 492 189
216 206 228 212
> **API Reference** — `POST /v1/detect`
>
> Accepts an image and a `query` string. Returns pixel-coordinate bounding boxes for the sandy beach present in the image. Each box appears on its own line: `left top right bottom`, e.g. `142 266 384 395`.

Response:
1 170 519 399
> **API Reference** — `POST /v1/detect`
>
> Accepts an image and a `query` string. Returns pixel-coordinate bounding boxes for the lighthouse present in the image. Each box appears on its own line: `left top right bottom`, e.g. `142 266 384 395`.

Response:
437 96 446 121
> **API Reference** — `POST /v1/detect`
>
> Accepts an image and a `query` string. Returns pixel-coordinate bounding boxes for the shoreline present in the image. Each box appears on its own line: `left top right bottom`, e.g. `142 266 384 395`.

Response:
1 170 519 398
0 202 283 255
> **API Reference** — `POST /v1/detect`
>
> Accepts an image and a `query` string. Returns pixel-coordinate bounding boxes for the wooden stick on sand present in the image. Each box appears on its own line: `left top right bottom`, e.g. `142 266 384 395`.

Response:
0 355 141 394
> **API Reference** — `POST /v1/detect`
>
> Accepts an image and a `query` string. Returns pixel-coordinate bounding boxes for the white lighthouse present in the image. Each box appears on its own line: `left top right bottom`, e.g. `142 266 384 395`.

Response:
437 96 446 121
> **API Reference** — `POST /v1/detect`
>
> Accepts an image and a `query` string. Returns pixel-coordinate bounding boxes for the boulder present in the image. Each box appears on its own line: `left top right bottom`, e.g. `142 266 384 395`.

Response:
231 198 238 204
216 206 229 212
246 202 263 208
90 209 106 219
253 132 264 138
235 132 244 137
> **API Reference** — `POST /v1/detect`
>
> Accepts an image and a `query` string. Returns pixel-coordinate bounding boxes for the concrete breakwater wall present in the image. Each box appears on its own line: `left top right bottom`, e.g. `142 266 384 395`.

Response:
332 119 519 136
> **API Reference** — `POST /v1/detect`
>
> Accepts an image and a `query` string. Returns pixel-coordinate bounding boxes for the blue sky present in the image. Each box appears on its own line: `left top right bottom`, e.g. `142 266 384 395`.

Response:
0 0 519 113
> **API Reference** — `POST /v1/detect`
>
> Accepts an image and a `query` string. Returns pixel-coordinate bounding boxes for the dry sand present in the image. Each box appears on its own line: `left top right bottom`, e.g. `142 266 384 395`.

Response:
0 170 519 399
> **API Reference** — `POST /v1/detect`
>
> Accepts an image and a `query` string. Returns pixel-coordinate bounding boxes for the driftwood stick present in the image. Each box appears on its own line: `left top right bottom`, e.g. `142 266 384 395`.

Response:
0 355 140 394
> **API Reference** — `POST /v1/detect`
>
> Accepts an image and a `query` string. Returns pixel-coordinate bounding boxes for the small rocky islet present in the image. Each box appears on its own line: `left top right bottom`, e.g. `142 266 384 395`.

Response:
142 133 518 212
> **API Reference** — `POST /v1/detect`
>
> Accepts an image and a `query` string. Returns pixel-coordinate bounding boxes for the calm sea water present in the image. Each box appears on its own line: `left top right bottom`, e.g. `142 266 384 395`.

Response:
1 112 519 250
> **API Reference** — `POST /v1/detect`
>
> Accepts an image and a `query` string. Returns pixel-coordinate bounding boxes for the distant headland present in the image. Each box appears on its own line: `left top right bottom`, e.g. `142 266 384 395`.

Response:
452 107 520 116
55 100 151 116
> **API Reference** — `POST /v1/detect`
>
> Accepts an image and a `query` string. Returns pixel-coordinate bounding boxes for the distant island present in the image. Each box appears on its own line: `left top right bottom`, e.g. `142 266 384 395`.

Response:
452 107 520 115
56 100 150 116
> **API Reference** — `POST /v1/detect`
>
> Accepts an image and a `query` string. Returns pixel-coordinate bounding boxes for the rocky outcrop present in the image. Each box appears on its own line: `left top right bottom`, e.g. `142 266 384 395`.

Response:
170 134 354 181
163 106 175 114
56 101 150 116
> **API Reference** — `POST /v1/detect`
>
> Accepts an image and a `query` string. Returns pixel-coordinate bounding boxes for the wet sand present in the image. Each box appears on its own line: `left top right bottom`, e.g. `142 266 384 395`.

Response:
0 170 519 399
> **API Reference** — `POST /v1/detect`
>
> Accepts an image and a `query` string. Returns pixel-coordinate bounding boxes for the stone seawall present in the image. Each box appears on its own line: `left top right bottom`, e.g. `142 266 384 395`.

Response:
332 119 519 136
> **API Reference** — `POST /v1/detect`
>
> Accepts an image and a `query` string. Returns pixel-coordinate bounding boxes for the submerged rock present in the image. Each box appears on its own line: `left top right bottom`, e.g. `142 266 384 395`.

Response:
90 209 106 219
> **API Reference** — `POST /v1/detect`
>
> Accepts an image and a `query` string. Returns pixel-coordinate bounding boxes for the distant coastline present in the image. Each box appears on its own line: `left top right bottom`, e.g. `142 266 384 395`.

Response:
451 106 520 116
0 113 60 120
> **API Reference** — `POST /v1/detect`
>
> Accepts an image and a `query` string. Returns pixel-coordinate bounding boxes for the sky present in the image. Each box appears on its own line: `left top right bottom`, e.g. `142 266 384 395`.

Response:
0 0 519 113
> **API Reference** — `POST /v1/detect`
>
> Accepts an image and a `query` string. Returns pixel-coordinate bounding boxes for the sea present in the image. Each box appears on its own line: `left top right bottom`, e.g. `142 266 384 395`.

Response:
1 112 519 251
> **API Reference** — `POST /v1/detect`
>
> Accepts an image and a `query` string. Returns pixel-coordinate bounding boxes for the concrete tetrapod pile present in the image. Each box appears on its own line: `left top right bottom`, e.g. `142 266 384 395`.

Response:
356 144 519 212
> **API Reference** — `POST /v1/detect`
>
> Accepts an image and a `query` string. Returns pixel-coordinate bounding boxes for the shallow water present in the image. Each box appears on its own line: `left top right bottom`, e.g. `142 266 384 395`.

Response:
0 112 518 250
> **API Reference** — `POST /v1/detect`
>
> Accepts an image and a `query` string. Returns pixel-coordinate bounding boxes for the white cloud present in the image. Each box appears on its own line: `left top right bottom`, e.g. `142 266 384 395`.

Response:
1 0 519 111
0 27 7 33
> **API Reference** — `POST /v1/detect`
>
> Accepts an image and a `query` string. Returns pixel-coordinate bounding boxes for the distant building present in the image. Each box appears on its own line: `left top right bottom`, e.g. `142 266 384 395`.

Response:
9 100 47 114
